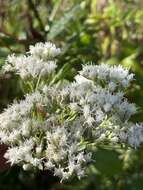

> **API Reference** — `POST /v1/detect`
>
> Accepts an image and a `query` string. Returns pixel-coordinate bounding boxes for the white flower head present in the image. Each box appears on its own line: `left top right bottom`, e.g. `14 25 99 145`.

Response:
29 42 61 60
2 42 60 80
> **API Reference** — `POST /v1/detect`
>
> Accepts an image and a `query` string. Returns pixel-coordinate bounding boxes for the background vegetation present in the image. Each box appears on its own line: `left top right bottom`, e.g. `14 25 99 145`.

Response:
0 0 143 189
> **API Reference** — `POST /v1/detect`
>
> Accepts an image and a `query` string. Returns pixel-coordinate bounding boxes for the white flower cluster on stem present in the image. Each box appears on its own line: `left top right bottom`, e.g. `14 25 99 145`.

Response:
3 42 60 80
0 42 143 181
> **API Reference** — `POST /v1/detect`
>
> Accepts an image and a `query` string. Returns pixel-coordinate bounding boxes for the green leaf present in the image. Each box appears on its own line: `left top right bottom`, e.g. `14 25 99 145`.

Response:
49 0 62 22
47 4 82 40
93 148 123 176
50 62 75 84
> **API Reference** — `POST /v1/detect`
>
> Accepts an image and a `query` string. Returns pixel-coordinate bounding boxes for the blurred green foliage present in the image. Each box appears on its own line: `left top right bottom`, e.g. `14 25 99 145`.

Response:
1 0 143 189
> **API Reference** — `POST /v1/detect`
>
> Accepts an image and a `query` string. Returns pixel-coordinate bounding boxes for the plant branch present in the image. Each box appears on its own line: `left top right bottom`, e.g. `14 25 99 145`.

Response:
27 0 45 33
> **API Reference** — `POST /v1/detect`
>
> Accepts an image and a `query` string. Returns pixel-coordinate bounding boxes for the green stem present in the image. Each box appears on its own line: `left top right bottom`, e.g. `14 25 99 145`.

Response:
35 72 42 90
27 81 34 92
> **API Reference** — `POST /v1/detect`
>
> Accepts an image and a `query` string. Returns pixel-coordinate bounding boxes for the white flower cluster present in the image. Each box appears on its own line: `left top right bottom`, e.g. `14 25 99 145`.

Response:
0 89 91 181
3 42 60 79
0 42 143 181
80 64 134 89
